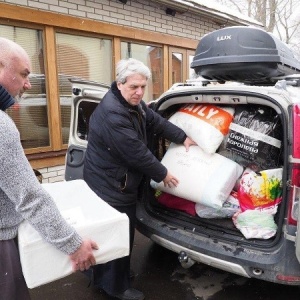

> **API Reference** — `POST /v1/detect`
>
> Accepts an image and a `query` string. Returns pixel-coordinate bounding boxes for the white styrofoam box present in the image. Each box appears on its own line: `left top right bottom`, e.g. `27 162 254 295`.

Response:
18 179 129 289
168 104 234 154
151 143 243 208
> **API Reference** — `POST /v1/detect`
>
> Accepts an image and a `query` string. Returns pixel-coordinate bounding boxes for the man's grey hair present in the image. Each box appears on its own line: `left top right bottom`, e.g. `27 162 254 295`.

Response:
116 58 151 84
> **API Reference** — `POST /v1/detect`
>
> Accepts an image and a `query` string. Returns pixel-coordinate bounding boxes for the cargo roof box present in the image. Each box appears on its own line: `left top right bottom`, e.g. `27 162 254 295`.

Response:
191 26 300 85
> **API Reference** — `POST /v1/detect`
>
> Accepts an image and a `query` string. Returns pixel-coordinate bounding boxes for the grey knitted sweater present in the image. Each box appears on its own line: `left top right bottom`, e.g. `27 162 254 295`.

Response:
0 110 82 255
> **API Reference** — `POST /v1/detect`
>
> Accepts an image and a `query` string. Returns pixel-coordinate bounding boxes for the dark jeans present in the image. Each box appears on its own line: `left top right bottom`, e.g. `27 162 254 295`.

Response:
89 203 136 295
0 239 31 300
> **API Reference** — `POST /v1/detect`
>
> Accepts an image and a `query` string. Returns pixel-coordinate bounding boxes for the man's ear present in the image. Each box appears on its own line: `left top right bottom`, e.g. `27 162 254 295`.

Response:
117 81 122 90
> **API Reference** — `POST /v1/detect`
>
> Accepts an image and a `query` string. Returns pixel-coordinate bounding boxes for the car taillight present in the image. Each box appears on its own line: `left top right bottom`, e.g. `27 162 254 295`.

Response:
288 104 300 225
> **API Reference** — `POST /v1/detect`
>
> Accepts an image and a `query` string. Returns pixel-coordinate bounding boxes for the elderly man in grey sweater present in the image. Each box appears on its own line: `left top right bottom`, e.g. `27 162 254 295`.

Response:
0 37 98 299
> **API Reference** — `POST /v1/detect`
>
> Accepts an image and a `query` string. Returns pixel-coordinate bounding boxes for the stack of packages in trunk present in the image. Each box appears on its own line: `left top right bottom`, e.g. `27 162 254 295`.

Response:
151 103 283 239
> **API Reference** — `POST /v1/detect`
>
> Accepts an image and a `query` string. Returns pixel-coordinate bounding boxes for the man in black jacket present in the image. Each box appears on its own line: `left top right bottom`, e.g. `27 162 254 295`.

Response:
84 58 196 300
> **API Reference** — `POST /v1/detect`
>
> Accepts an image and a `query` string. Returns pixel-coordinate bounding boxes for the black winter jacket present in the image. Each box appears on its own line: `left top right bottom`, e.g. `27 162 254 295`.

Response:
83 81 186 206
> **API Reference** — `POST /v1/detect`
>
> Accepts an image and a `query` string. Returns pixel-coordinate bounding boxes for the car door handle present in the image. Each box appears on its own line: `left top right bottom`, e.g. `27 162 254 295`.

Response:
67 148 85 167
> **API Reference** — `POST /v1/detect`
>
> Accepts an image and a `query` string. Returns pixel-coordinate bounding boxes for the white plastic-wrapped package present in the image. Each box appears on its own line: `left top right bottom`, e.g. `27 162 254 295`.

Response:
18 179 129 289
232 210 277 239
168 104 234 154
151 143 243 208
195 190 240 219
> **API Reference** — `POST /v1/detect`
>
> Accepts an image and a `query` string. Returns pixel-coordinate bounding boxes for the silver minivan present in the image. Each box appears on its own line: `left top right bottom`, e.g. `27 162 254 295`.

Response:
65 26 300 285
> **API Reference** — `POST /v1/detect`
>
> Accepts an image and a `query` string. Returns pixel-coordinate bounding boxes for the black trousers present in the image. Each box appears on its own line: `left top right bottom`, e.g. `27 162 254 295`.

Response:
91 203 136 295
0 239 31 300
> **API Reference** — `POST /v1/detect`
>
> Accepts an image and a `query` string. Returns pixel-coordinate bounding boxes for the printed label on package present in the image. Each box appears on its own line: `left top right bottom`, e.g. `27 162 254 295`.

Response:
226 123 282 164
229 123 281 148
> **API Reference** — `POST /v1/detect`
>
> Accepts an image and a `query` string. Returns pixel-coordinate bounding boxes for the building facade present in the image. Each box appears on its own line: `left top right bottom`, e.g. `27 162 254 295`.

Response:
0 0 259 182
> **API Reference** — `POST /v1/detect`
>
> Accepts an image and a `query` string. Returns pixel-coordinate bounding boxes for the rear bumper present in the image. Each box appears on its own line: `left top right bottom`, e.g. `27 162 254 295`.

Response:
136 202 300 285
150 233 250 278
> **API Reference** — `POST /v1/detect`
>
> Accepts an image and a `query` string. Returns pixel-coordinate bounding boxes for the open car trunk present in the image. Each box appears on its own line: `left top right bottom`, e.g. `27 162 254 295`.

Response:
139 85 289 249
137 25 298 250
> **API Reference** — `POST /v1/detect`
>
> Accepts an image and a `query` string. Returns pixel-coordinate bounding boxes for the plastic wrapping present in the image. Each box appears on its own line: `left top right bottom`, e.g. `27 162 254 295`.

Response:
18 180 129 288
150 143 243 208
238 168 283 215
232 210 277 239
219 105 283 171
169 104 234 154
195 190 240 219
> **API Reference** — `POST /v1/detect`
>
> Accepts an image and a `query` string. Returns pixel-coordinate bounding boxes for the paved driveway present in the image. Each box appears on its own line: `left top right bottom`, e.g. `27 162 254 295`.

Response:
30 230 300 300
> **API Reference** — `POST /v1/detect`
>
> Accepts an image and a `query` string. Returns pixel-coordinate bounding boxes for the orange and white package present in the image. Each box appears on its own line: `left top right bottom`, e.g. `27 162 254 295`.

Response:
238 168 283 215
168 104 234 154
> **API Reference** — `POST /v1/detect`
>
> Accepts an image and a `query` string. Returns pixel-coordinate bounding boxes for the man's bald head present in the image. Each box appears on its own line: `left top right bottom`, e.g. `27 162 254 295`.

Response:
0 37 31 98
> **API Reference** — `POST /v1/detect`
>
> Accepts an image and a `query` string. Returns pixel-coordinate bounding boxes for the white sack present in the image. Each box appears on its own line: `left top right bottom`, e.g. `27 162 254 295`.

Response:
168 104 234 154
18 179 129 289
232 210 277 239
150 144 243 208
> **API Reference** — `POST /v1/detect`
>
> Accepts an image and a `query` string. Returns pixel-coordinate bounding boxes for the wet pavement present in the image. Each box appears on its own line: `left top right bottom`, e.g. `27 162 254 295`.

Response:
30 230 300 300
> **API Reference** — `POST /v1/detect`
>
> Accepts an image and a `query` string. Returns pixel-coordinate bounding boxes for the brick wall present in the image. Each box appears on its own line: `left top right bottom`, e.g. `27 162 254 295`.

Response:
1 0 220 39
38 165 66 183
2 0 223 182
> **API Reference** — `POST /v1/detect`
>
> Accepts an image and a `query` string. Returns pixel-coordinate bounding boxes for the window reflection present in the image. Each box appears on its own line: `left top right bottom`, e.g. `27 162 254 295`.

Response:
121 42 163 101
171 52 183 84
56 34 113 144
2 26 50 149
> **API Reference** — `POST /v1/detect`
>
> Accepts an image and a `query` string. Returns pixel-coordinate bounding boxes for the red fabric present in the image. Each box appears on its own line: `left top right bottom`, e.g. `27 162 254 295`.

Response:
157 192 196 216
